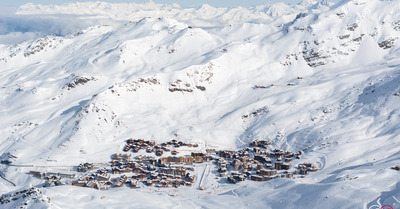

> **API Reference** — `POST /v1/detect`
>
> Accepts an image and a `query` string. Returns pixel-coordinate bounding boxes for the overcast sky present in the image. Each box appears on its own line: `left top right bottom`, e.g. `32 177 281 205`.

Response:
2 0 304 8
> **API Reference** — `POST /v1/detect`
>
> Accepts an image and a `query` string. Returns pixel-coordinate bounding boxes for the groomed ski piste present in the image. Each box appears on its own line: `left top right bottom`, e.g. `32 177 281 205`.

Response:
1 0 400 208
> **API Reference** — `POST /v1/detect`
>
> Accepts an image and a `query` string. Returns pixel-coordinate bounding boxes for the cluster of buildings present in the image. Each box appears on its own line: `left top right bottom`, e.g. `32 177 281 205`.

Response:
29 138 319 190
71 174 111 190
29 171 76 187
123 138 199 156
107 151 197 188
215 140 318 183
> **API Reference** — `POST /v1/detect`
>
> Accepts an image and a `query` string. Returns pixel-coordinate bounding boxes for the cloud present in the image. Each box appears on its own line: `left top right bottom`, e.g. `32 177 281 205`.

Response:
0 32 39 45
0 13 119 44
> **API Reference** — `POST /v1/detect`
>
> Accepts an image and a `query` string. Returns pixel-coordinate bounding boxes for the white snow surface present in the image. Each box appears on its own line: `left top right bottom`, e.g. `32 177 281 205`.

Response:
15 1 325 27
1 0 400 208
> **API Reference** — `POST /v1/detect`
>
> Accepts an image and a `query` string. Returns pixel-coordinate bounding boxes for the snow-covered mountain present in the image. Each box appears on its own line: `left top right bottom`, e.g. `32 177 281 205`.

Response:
15 0 334 27
1 0 400 208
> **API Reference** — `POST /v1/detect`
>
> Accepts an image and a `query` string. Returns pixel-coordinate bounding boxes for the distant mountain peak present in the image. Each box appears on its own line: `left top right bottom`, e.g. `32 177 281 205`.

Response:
320 0 329 6
300 0 318 6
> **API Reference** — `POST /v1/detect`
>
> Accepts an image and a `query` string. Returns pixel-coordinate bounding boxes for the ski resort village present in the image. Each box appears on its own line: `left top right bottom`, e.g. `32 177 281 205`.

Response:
25 138 318 190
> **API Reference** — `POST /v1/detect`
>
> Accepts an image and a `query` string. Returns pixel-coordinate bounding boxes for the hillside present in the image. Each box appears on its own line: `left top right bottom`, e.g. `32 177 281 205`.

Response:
1 0 400 208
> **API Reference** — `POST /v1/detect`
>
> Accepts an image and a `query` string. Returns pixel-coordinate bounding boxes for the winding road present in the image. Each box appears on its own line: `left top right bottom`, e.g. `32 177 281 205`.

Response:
0 173 16 186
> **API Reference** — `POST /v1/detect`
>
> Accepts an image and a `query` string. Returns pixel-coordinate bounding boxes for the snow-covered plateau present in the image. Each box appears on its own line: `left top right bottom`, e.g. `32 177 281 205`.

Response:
1 0 400 208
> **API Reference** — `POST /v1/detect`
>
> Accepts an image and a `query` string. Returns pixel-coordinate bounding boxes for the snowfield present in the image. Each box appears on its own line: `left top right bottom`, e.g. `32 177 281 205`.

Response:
1 0 400 208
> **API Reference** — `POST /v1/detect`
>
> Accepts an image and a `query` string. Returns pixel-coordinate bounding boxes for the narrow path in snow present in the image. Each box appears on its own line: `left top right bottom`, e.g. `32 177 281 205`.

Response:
0 173 16 186
198 164 209 189
202 163 211 187
232 188 247 209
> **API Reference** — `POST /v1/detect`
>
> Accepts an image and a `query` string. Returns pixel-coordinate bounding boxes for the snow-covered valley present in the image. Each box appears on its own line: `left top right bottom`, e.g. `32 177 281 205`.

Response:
1 0 400 208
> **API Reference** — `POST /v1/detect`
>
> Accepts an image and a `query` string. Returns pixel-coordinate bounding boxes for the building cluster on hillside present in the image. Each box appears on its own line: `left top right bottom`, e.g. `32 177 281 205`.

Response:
29 171 76 187
123 138 198 156
108 150 197 188
29 138 319 190
216 139 318 184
